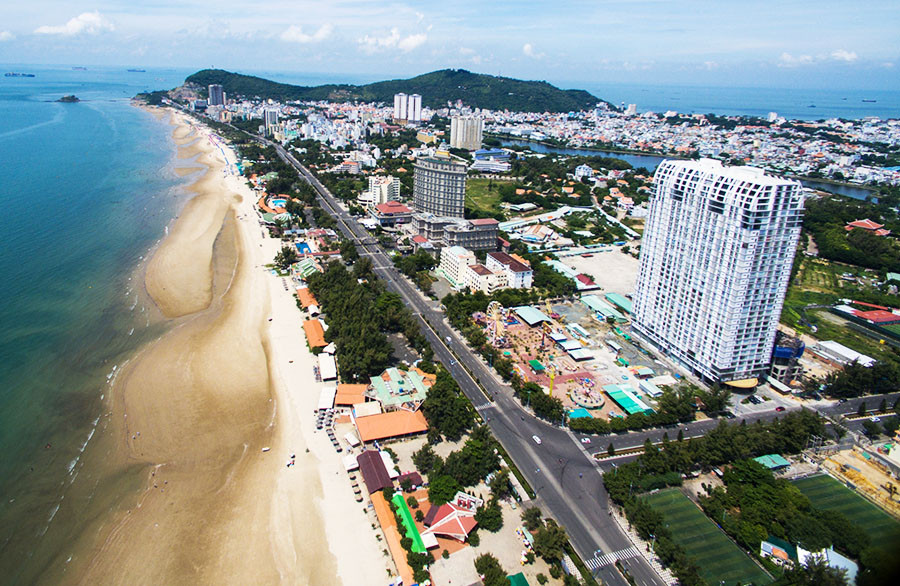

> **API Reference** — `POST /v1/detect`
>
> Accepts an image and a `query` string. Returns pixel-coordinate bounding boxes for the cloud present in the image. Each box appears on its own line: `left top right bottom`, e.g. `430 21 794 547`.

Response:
280 23 333 44
0 31 14 42
778 52 813 67
522 43 544 59
830 49 858 62
35 12 114 36
398 33 427 52
358 28 426 53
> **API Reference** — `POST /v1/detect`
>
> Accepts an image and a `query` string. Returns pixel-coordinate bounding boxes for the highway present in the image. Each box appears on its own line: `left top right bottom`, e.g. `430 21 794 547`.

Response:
270 142 665 586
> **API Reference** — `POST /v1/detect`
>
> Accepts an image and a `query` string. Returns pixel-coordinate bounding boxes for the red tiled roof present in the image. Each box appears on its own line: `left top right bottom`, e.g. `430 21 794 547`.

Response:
423 503 477 541
576 274 596 285
468 264 493 276
411 235 428 244
375 201 411 214
853 309 900 324
470 218 499 226
846 218 884 230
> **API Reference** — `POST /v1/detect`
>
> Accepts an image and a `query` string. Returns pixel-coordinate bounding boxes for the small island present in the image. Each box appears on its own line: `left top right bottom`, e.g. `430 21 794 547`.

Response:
58 95 80 103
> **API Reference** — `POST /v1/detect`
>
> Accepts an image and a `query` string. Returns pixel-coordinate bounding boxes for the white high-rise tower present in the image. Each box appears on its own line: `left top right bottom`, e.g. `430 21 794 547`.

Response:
632 159 803 384
393 93 408 121
409 94 422 122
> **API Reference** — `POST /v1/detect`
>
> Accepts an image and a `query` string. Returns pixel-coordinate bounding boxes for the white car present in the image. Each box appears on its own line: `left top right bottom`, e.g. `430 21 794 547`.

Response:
532 435 542 445
580 438 591 444
871 416 881 422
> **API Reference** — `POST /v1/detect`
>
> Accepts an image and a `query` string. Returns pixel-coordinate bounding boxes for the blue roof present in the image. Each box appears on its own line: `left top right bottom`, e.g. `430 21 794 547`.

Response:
514 306 551 326
604 293 633 314
753 454 791 469
569 408 592 419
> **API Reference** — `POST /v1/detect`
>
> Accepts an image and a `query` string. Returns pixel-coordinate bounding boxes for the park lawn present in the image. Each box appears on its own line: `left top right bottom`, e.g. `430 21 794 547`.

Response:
644 489 772 585
465 178 504 215
792 474 900 546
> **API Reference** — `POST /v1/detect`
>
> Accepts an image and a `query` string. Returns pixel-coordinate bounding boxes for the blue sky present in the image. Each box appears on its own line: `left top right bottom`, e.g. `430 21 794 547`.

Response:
0 1 897 89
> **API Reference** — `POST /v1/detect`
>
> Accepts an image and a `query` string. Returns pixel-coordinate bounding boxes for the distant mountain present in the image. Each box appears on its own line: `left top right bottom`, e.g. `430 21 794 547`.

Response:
184 68 606 113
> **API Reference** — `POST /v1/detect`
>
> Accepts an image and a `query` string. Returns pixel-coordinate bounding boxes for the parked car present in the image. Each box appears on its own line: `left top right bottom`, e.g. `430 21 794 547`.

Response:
580 438 591 444
775 406 786 412
532 435 542 445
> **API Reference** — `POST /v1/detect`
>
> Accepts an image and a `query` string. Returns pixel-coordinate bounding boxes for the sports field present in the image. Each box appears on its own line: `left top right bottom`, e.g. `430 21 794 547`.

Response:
793 474 900 545
644 489 772 585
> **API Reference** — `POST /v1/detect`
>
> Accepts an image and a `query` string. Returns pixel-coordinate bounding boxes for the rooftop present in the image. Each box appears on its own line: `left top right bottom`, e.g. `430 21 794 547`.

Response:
355 409 428 443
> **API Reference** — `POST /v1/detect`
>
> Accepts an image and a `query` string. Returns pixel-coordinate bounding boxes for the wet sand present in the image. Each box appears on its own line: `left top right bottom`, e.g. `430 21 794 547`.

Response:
48 111 344 585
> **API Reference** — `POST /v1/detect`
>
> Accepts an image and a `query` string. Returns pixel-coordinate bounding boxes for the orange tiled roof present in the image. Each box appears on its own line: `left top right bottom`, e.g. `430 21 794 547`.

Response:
356 410 428 443
296 288 318 308
336 383 368 406
302 319 326 348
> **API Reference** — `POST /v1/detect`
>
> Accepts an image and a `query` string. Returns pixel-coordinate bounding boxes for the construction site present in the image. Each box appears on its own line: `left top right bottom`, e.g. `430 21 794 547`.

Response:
473 297 681 421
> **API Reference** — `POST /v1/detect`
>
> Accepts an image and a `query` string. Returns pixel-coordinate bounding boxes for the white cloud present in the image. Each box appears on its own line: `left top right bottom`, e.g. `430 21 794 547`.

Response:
830 49 858 62
778 52 814 67
0 31 14 42
35 12 114 36
398 33 426 52
522 43 544 59
358 28 426 53
280 23 333 44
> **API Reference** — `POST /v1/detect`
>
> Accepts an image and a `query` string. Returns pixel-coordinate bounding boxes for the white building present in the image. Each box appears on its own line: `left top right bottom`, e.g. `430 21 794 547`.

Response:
461 263 506 294
393 93 408 121
574 164 594 180
438 246 477 288
633 158 803 384
360 175 401 207
408 94 422 122
449 115 483 150
486 252 533 289
625 104 637 116
264 109 279 135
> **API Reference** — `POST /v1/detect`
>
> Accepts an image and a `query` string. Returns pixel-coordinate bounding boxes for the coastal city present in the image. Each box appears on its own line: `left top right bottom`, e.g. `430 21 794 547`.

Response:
2 3 900 586
134 69 900 586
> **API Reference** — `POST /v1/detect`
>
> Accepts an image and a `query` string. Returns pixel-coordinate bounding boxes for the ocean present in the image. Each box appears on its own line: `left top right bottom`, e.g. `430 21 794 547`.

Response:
0 66 192 578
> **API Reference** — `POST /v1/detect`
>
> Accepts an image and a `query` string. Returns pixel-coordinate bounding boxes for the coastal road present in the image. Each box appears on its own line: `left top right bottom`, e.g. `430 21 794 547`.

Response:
270 143 665 586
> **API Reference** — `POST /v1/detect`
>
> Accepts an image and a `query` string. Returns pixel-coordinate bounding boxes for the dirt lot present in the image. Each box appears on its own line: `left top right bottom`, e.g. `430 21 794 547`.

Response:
560 249 640 296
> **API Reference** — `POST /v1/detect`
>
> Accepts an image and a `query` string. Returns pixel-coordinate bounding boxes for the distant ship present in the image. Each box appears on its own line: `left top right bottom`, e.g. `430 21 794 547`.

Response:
72 66 87 71
862 99 877 103
5 72 35 77
807 104 816 108
127 68 146 73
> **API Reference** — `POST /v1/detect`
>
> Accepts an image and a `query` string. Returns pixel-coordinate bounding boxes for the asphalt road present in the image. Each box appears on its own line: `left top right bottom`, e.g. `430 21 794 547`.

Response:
270 143 664 586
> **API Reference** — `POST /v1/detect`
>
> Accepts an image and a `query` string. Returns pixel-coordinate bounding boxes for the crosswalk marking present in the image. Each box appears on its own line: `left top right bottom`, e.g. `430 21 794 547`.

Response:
474 403 493 412
585 546 640 570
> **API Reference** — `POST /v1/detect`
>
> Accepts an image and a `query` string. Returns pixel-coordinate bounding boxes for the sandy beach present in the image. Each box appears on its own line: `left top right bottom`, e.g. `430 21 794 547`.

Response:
50 109 384 585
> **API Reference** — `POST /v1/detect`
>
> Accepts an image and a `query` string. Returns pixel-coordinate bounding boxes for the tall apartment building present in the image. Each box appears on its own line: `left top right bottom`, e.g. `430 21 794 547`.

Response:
264 109 279 135
413 157 467 218
632 159 803 384
392 93 423 123
365 175 401 206
208 84 225 107
449 115 483 150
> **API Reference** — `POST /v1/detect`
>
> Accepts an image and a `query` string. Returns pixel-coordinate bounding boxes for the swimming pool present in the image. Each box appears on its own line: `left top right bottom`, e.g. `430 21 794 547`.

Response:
270 198 286 208
295 242 311 254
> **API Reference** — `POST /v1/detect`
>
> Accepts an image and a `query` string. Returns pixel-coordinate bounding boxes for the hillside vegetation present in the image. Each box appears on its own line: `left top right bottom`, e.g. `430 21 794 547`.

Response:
184 68 605 112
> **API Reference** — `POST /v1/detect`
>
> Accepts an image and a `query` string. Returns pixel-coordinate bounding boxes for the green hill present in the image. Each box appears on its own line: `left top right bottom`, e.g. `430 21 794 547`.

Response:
184 68 605 113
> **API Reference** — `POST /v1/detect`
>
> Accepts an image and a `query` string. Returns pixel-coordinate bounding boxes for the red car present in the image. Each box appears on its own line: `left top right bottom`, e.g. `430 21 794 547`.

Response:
775 406 786 412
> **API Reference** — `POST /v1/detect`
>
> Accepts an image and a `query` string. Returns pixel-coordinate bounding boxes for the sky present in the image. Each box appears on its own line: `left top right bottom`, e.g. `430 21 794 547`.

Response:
0 1 898 90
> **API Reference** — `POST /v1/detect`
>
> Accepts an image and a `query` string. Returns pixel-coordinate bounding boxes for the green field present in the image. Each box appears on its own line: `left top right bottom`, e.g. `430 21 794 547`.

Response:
883 323 900 336
792 474 900 546
465 178 504 215
644 489 772 585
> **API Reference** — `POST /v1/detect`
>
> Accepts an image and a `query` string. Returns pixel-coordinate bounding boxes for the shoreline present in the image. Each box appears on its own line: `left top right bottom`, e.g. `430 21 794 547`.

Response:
44 106 383 585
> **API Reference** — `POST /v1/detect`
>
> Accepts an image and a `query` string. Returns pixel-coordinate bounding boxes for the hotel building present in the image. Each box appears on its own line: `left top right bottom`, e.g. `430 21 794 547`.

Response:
413 157 467 218
633 159 803 384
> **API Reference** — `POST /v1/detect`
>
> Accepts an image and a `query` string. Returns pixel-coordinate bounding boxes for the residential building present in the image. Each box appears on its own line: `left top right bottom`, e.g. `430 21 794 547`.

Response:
408 94 422 122
443 218 499 250
359 175 401 206
625 103 637 116
369 200 412 227
633 159 804 384
449 115 483 150
461 263 506 294
413 157 467 218
208 84 225 106
486 251 533 288
438 246 476 287
264 109 279 135
393 93 407 121
769 331 805 385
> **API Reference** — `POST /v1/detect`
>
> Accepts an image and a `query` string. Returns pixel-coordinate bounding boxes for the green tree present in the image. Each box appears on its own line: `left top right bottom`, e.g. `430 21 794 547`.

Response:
533 519 567 563
475 499 504 532
522 506 544 531
413 444 438 475
474 553 510 586
858 401 868 417
274 245 299 270
428 475 460 506
776 555 849 585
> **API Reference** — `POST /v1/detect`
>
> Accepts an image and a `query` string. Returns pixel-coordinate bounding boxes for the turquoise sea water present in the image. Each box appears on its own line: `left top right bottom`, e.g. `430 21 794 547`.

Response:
0 66 192 576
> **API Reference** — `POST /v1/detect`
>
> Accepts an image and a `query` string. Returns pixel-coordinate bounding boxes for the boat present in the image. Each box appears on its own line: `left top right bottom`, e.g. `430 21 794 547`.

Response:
862 99 877 103
807 104 816 108
5 72 35 77
72 66 87 71
127 68 146 73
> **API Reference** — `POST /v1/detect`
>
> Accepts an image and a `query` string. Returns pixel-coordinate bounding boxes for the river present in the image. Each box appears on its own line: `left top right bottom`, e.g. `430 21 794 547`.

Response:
499 138 878 201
